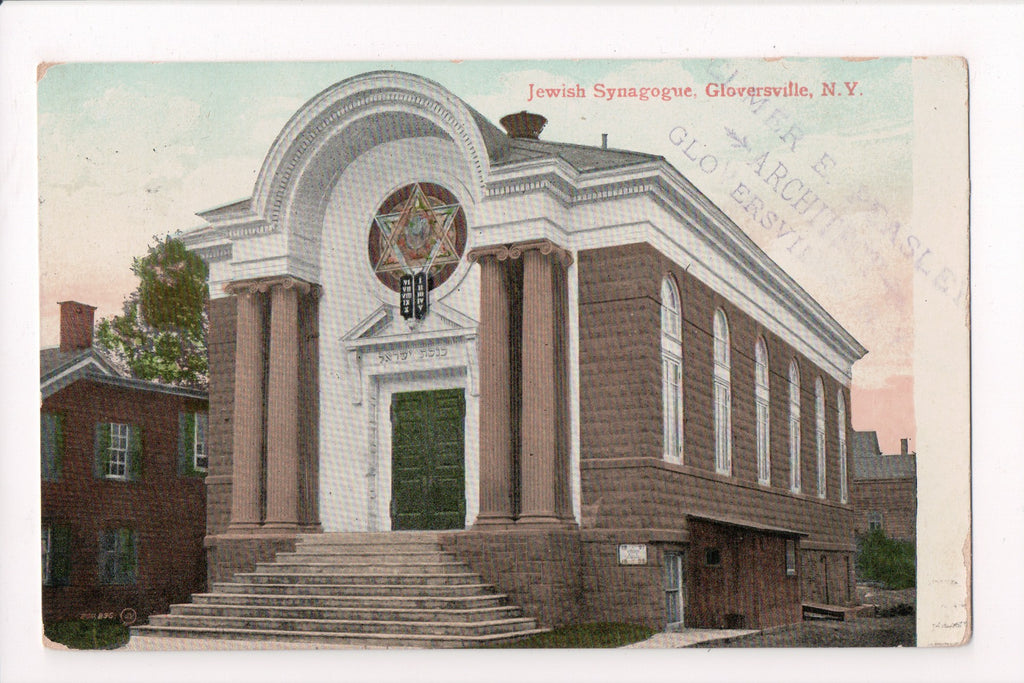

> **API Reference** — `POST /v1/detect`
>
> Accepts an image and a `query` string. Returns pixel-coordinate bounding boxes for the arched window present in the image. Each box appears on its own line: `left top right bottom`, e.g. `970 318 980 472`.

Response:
661 277 682 463
837 390 849 503
755 338 770 485
713 309 732 475
788 360 801 493
815 377 827 499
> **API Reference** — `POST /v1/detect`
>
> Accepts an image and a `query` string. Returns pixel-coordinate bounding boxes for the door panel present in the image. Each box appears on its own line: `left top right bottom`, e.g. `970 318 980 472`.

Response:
391 388 466 530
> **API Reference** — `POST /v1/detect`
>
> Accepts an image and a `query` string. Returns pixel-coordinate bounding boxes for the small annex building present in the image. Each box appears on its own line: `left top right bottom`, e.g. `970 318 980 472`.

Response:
182 71 867 631
851 431 917 543
41 301 209 624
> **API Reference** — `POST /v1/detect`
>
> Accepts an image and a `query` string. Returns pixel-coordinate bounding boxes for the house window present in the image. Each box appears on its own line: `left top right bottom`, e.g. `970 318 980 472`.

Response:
755 338 771 485
98 528 137 585
785 539 797 576
815 378 827 499
108 423 130 480
705 548 722 567
661 277 683 463
837 391 849 504
712 309 732 475
41 413 64 481
867 511 884 532
788 361 801 493
42 523 71 586
178 412 209 476
95 422 141 481
194 413 208 471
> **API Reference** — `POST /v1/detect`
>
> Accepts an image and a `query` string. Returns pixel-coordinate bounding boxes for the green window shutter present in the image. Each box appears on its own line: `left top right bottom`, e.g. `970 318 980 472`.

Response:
120 528 138 584
93 423 111 478
53 414 64 479
41 414 56 480
128 425 143 481
177 412 196 476
51 524 72 586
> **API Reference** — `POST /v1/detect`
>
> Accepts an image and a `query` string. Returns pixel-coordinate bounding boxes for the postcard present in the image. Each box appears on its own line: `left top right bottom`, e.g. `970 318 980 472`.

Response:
32 56 970 663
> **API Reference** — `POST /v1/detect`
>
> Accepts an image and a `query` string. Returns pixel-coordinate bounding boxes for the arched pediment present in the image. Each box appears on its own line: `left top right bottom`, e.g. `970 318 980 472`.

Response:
252 71 506 229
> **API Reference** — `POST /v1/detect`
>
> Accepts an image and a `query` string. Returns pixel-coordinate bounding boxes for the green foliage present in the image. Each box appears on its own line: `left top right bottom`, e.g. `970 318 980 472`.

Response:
44 618 130 650
486 622 658 649
95 236 208 389
856 529 916 590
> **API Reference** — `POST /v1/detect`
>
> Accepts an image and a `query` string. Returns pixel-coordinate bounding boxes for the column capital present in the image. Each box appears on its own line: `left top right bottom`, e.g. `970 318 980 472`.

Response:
508 239 574 267
466 244 511 264
224 276 320 297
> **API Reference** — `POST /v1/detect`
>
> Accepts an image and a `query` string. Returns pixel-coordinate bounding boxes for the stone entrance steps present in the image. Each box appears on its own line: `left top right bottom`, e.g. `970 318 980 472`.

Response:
132 532 546 647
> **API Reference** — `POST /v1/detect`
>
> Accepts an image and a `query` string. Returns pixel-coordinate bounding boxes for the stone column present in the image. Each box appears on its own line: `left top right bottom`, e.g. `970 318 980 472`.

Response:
515 240 571 525
467 247 514 527
264 277 305 531
227 284 264 532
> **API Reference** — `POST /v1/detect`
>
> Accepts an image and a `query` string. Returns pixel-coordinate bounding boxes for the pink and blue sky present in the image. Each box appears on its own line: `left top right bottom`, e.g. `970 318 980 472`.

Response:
38 59 919 451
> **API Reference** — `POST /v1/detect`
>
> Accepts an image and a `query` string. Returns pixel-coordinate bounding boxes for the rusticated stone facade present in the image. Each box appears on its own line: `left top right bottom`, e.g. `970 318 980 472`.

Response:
185 71 867 635
575 242 857 625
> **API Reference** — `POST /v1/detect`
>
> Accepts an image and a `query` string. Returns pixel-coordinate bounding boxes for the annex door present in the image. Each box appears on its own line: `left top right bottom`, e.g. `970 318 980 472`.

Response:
390 388 466 530
665 551 686 627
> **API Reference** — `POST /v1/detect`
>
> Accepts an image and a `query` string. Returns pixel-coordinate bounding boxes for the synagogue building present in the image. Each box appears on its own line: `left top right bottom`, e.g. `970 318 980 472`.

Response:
176 71 867 633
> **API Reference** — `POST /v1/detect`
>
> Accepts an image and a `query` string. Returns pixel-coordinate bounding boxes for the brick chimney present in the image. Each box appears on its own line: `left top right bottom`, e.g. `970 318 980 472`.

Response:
499 111 547 139
58 301 97 352
900 438 910 455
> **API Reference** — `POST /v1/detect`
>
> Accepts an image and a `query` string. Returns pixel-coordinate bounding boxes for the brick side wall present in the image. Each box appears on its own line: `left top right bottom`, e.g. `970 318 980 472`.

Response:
577 244 662 461
577 242 857 611
852 477 917 541
578 242 854 502
41 381 208 623
577 532 667 629
205 537 297 585
207 296 236 537
440 529 584 627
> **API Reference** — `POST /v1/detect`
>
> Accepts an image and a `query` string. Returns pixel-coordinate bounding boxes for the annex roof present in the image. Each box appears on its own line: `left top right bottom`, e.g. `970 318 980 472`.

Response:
853 453 917 481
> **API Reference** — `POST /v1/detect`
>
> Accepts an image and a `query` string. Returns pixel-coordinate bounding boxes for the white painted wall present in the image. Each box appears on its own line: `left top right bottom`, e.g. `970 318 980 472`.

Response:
317 136 481 531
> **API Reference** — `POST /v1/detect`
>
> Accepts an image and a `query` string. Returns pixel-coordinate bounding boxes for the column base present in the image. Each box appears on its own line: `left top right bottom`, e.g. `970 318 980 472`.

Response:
472 514 516 530
226 522 262 534
516 514 567 527
261 522 301 533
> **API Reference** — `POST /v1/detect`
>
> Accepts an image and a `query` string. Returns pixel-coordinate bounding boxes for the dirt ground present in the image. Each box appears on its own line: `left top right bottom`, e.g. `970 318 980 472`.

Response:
698 585 916 648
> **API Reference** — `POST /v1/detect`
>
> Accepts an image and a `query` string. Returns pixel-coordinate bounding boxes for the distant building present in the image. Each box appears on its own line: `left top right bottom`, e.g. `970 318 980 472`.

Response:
41 301 208 624
851 431 917 542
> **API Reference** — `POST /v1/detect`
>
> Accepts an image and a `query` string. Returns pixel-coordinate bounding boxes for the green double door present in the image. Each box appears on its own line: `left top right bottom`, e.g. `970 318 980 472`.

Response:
390 388 466 531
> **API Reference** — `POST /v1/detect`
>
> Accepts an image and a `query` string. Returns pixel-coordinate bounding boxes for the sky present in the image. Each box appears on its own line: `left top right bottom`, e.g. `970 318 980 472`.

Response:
37 58 927 453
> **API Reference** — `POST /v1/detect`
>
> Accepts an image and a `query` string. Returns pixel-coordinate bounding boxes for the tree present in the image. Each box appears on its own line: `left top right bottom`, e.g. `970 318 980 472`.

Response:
96 235 209 389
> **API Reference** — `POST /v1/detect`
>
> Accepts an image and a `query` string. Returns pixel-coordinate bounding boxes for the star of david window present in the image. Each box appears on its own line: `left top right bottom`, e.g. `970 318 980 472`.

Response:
367 183 467 292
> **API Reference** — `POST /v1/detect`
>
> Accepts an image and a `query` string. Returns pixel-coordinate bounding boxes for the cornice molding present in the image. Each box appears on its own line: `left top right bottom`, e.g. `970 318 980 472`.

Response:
483 163 866 369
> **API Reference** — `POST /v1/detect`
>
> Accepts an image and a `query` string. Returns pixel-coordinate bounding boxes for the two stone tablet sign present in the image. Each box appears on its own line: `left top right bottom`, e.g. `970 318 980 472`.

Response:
618 543 648 566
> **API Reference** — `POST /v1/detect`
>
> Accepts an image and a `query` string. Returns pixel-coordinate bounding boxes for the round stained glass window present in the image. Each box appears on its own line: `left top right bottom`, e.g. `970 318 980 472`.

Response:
367 183 467 292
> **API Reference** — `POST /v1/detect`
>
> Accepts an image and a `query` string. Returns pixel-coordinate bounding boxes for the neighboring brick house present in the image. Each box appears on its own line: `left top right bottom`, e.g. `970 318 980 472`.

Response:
41 301 208 624
851 431 917 542
179 71 868 632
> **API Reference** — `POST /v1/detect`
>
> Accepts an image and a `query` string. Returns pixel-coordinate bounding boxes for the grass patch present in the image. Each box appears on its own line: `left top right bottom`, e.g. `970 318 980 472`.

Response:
44 618 130 650
856 529 916 590
487 622 658 648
